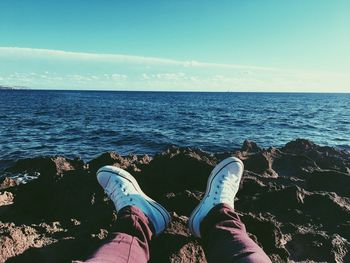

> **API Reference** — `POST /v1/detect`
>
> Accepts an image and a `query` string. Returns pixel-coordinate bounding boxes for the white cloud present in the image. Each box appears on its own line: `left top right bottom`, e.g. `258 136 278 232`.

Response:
141 72 189 81
110 73 128 81
0 47 281 71
0 47 349 92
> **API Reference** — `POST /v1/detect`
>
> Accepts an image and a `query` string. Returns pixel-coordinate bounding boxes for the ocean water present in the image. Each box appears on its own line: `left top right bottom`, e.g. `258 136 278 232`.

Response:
0 90 349 164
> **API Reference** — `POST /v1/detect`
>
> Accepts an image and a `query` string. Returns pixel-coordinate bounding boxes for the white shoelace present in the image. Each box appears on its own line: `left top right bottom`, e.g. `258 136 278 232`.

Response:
209 174 239 205
105 179 135 209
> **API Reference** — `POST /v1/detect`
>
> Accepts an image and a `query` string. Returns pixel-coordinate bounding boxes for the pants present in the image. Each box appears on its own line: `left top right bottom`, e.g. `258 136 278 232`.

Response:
81 204 271 263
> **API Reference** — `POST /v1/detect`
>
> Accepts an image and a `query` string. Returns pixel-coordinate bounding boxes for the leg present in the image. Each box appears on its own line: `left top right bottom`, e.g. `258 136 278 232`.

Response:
188 157 271 263
82 206 153 263
76 165 170 263
201 204 271 263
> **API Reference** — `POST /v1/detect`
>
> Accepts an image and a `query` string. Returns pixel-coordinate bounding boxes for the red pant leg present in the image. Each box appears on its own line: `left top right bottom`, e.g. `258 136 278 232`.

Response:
200 204 271 263
78 206 153 263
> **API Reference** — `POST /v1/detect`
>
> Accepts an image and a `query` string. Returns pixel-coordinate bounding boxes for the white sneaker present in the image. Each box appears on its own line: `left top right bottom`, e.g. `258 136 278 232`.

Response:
188 157 244 238
97 165 171 235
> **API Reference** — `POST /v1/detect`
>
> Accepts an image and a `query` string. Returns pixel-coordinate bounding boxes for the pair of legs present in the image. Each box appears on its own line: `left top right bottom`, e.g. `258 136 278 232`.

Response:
82 157 271 263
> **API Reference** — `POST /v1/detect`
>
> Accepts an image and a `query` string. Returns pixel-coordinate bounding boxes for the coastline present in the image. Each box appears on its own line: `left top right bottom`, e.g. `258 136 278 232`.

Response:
1 138 350 262
1 87 350 94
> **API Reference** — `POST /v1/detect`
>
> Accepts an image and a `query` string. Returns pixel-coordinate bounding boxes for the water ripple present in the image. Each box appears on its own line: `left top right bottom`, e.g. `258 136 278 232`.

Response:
0 90 349 161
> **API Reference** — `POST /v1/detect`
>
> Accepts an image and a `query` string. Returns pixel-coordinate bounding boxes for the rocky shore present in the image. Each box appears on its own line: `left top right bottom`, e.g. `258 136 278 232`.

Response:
1 139 350 263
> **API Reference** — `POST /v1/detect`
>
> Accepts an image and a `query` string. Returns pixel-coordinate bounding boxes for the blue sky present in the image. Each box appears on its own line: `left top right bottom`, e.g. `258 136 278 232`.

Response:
0 0 349 91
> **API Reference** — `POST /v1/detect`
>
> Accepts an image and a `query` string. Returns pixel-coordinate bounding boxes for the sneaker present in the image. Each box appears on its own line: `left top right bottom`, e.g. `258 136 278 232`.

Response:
188 157 244 238
97 165 171 235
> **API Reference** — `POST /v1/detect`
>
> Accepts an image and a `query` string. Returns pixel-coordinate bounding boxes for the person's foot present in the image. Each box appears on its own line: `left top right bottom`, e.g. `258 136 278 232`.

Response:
97 165 171 235
188 157 244 238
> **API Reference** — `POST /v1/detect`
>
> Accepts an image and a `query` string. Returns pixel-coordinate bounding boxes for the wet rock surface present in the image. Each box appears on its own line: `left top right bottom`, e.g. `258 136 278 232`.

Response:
0 139 350 263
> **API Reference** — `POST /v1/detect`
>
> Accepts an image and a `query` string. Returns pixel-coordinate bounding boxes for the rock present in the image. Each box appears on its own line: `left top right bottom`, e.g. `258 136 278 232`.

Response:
241 140 262 154
332 235 350 263
88 152 151 174
0 191 14 206
271 153 319 177
150 213 206 263
1 139 350 262
11 169 114 223
282 139 317 154
306 170 350 198
241 213 289 261
302 192 350 224
6 156 85 180
164 190 201 216
237 175 268 198
282 139 350 173
286 232 350 263
0 222 54 263
244 186 306 214
337 222 350 242
142 147 216 194
243 149 279 177
0 177 18 189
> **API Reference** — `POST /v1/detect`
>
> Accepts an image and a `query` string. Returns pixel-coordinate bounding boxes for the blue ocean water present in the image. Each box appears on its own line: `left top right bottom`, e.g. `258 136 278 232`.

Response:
0 90 349 163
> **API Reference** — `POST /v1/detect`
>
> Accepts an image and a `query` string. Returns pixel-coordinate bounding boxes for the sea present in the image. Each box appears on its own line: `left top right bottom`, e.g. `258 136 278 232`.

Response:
0 90 349 167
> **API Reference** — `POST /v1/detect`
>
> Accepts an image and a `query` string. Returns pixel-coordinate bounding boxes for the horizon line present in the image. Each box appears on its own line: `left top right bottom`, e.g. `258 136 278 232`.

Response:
1 87 349 94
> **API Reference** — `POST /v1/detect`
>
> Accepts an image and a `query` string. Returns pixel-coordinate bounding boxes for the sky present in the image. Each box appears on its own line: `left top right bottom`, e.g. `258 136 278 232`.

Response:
0 0 349 92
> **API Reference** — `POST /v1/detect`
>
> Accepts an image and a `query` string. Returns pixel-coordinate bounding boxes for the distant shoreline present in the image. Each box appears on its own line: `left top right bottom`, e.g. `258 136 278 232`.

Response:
0 87 349 94
0 85 29 90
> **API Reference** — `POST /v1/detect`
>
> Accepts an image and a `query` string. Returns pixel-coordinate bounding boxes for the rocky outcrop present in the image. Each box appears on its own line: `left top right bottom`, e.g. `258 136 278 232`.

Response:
0 139 349 263
241 139 262 154
87 152 152 174
6 156 85 180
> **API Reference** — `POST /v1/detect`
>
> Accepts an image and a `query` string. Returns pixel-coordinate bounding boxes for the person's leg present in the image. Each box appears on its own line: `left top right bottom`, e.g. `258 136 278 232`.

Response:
188 157 271 263
200 204 271 263
78 165 171 263
83 206 153 263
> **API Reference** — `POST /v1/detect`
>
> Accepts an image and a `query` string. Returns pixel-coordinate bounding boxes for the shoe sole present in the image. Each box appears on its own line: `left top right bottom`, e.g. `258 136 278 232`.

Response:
188 157 244 237
97 167 171 234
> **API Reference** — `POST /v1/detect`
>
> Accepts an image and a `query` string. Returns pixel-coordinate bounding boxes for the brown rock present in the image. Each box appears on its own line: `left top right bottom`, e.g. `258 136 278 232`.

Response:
282 139 350 173
243 149 279 177
306 170 350 198
150 213 206 263
88 152 151 174
142 146 216 194
1 140 350 262
0 222 53 263
0 177 18 189
241 140 262 154
6 156 84 180
282 139 317 154
272 153 319 177
286 232 350 263
241 213 289 261
0 191 14 206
